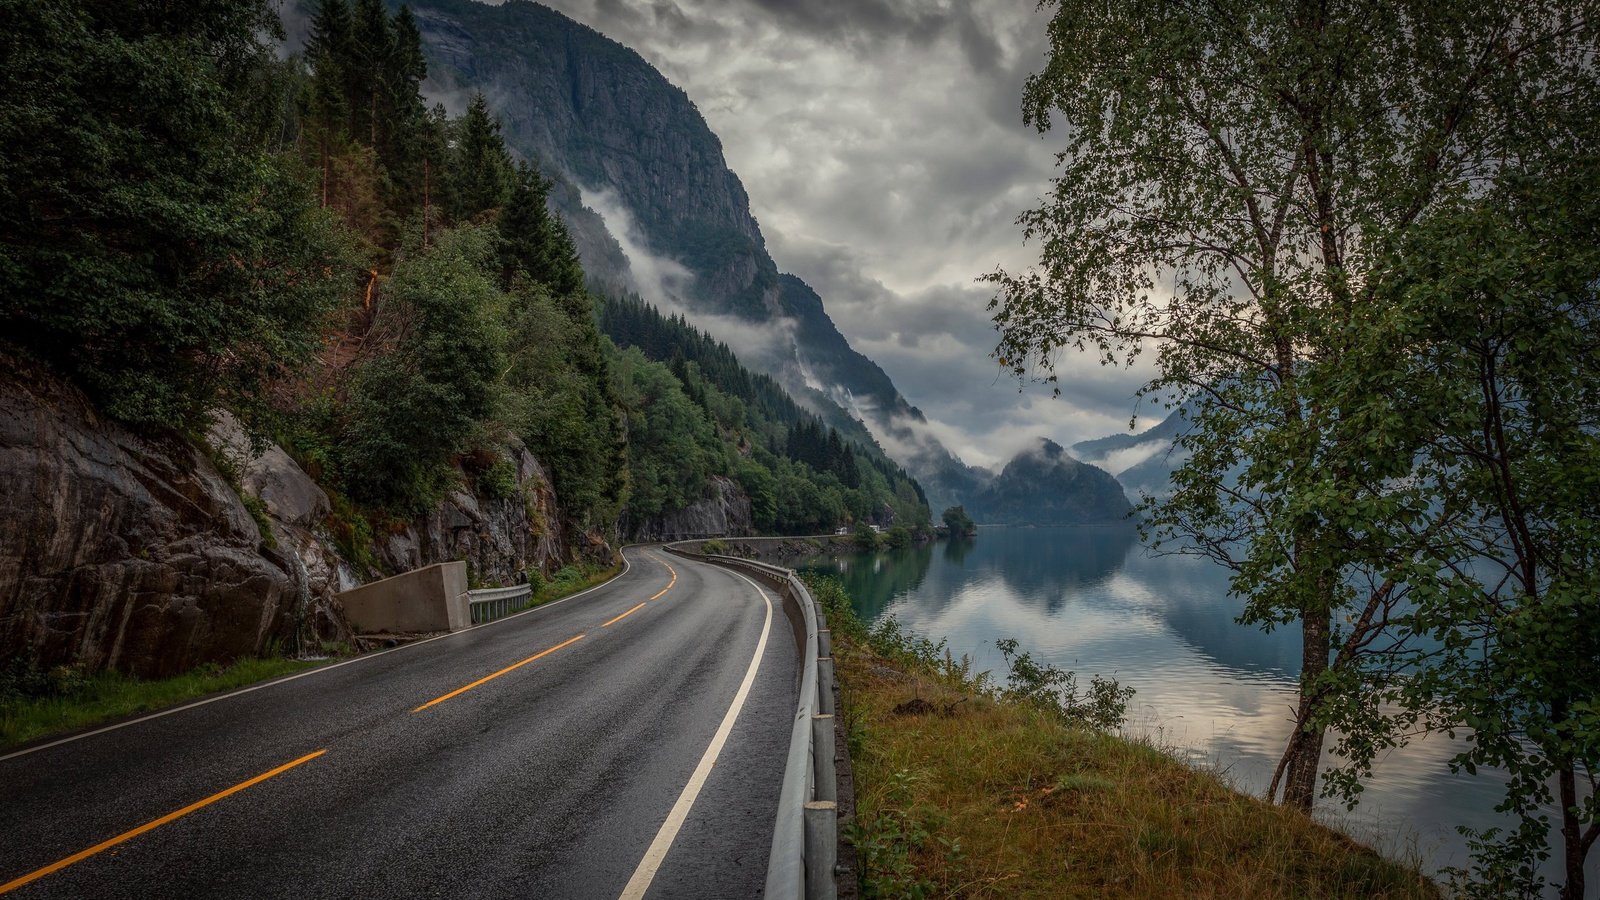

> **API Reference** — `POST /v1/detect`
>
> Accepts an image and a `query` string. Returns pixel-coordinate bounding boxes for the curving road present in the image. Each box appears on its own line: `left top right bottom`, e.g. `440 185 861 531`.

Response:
0 547 795 899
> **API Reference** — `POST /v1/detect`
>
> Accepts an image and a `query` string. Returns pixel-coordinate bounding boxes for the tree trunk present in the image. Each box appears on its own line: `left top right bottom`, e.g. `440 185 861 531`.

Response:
1559 766 1585 900
1280 608 1330 810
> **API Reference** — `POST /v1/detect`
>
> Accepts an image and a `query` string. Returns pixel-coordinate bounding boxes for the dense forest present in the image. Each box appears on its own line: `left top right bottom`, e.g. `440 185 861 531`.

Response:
599 293 930 534
0 0 930 545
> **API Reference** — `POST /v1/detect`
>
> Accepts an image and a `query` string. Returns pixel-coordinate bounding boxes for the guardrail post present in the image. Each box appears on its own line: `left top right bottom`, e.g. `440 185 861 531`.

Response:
817 629 832 657
804 800 838 900
817 656 836 716
812 714 836 803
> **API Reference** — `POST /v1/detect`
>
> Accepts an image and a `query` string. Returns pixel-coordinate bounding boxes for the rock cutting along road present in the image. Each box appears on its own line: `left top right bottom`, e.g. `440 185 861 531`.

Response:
0 547 796 899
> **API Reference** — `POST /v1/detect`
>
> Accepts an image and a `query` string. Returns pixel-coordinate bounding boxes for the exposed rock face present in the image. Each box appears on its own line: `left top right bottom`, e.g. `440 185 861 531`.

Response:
0 357 313 678
623 476 753 542
208 414 355 647
378 443 576 585
0 351 608 676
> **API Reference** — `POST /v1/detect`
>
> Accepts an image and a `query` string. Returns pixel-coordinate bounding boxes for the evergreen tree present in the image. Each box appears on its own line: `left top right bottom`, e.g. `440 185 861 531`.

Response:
378 5 428 210
450 94 510 219
498 162 557 288
304 0 352 68
303 0 352 207
346 0 393 148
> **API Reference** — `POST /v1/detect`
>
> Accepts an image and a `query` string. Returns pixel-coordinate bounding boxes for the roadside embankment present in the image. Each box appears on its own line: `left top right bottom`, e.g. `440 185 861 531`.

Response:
805 575 1439 899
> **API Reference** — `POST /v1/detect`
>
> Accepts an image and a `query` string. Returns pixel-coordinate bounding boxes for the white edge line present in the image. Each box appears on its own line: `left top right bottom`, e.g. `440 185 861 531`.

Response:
0 550 640 764
617 566 775 900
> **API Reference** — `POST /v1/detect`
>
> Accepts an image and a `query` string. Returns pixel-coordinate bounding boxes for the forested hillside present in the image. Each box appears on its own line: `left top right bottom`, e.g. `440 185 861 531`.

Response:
0 0 927 674
600 293 930 535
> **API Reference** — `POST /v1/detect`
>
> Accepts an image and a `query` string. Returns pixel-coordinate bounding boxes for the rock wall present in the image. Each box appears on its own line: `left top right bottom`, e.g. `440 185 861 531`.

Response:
0 354 607 678
214 424 594 634
0 357 313 678
376 443 583 586
623 476 753 542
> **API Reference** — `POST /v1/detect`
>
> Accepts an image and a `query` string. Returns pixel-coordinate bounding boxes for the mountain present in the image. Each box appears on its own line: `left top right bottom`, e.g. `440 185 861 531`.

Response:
964 440 1131 526
398 0 992 509
1072 404 1194 500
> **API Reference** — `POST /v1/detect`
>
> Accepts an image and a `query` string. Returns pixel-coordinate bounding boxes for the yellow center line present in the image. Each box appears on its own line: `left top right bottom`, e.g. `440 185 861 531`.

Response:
648 555 678 601
412 634 585 712
0 749 327 895
603 602 648 627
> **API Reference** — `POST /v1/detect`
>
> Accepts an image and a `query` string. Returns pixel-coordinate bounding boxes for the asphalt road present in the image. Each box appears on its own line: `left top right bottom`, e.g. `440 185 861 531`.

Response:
0 547 796 899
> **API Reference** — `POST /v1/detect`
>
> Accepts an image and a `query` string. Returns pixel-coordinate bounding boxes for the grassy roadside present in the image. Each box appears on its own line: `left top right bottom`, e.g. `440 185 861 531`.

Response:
0 657 323 751
1 560 626 752
525 561 622 607
806 575 1439 899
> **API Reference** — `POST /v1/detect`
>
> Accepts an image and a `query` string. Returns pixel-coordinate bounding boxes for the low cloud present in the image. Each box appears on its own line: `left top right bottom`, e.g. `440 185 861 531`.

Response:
1080 441 1173 477
580 185 695 304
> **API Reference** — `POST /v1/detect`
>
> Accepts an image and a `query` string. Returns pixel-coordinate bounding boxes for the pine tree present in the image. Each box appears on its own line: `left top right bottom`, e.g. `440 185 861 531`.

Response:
379 5 429 209
498 162 556 287
450 94 510 219
346 0 393 148
303 0 352 207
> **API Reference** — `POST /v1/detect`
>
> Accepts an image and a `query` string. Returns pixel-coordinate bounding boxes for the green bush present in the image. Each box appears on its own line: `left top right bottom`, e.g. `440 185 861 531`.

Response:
337 226 506 512
476 454 518 502
853 521 881 551
885 525 912 549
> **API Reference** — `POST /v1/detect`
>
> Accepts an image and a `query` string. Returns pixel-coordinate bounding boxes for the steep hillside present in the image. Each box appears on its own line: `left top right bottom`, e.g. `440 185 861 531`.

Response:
401 0 989 508
599 292 932 537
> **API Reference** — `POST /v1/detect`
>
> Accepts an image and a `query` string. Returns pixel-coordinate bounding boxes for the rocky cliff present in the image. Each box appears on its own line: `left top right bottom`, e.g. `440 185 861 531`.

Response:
0 356 323 678
371 442 590 585
0 354 604 676
620 475 753 543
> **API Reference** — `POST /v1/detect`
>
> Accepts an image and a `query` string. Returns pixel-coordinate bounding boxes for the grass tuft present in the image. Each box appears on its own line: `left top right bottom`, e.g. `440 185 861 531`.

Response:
1 657 323 751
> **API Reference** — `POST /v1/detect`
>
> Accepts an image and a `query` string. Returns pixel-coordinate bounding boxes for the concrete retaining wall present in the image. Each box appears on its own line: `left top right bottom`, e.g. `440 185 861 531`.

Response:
337 561 470 634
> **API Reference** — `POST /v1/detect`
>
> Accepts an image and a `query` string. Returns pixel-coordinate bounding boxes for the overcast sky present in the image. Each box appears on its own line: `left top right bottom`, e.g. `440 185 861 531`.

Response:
522 0 1160 468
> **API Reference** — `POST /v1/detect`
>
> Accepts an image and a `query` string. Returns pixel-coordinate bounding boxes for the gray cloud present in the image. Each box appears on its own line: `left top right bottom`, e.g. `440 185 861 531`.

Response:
519 0 1158 466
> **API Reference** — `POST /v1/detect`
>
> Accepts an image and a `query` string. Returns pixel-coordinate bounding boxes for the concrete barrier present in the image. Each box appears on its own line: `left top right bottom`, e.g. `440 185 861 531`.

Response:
337 561 470 633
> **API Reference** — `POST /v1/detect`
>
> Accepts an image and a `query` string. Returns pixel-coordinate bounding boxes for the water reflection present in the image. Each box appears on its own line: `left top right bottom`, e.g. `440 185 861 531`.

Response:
800 526 1591 891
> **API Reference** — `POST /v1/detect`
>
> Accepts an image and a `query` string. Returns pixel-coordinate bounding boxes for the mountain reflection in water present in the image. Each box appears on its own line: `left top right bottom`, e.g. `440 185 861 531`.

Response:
799 526 1591 891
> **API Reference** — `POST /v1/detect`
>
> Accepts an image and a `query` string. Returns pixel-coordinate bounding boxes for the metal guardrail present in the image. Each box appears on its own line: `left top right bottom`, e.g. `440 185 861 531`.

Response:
664 542 838 900
465 584 532 625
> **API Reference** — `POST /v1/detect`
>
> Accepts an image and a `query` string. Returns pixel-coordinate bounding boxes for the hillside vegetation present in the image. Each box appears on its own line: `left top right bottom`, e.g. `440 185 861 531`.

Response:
0 0 929 556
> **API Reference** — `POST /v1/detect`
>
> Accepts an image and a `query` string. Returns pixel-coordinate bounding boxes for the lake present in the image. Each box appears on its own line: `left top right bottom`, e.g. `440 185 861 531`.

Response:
798 526 1592 891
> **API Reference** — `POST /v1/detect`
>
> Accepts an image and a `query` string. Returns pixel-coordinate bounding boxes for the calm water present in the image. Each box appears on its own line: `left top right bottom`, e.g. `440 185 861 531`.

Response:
800 526 1593 891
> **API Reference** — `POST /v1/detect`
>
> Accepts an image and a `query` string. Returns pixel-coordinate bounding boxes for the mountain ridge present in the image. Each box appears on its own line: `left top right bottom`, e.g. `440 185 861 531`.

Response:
401 0 994 508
